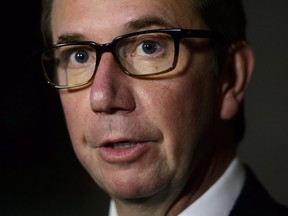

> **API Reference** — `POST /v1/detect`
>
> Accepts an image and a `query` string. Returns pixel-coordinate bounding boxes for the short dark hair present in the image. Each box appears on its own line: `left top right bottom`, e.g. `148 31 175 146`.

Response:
195 0 246 42
41 0 246 45
41 0 53 47
40 0 247 142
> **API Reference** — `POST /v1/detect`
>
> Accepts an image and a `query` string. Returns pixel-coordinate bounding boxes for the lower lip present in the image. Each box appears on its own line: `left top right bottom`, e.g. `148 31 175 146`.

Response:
97 143 149 163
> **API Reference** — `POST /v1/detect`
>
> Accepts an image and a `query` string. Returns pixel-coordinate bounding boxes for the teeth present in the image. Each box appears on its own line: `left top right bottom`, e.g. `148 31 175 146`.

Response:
110 142 136 149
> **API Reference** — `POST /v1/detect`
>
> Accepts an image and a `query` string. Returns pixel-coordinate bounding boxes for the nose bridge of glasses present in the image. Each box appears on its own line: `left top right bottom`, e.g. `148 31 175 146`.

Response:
94 40 119 66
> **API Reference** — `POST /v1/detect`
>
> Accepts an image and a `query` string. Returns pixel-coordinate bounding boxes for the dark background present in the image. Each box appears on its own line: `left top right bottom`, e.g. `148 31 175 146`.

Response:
239 0 288 207
1 1 288 215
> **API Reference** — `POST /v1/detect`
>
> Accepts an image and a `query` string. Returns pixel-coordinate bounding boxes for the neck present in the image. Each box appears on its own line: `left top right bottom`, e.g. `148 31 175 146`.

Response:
166 121 237 215
167 144 236 215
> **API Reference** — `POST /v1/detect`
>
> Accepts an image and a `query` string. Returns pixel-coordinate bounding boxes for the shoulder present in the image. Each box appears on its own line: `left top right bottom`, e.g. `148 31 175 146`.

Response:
229 165 288 216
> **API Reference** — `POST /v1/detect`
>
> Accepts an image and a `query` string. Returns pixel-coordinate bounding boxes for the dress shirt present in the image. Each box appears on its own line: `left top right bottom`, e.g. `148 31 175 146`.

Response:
109 157 245 216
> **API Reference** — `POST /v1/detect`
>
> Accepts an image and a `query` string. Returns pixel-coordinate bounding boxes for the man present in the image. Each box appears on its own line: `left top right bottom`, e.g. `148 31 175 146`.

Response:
39 0 288 215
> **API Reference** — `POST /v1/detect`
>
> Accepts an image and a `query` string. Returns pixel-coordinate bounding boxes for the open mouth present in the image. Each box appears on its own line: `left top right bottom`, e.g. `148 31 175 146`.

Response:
106 142 136 149
97 140 150 162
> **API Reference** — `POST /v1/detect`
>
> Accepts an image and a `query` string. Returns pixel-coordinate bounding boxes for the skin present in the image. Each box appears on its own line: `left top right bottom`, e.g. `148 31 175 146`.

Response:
50 0 254 215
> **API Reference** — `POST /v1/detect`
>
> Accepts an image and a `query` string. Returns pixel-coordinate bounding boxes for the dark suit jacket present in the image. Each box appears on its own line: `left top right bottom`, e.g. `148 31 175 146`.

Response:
229 166 288 216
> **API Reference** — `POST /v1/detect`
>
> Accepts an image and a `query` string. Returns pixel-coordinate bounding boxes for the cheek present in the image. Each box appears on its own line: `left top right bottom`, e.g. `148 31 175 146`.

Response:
146 64 218 170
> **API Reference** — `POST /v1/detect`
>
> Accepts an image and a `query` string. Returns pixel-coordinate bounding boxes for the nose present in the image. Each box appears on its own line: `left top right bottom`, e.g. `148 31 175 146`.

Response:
90 53 136 114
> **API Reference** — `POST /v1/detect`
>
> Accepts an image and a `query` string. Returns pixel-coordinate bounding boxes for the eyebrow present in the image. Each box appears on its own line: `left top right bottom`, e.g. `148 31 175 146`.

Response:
57 33 85 44
126 15 176 30
56 16 176 44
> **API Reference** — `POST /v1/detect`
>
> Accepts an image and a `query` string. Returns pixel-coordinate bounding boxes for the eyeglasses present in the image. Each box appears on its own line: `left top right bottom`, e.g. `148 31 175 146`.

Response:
40 28 222 89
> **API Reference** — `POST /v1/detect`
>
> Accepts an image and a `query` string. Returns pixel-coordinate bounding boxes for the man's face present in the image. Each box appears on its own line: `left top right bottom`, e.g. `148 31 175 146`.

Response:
51 0 221 200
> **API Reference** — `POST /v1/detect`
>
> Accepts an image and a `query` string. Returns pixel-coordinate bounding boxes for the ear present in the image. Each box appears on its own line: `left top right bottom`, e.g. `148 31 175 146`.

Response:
220 41 254 120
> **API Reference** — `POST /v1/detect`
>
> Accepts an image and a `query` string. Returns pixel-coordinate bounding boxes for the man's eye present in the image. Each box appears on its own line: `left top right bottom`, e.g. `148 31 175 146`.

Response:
134 40 164 57
140 41 161 55
69 49 90 65
58 46 95 69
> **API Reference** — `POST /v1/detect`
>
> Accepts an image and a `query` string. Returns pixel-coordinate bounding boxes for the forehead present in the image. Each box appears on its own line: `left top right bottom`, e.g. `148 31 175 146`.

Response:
51 0 204 42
